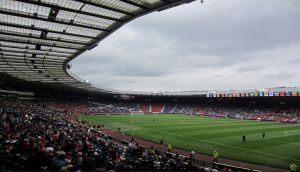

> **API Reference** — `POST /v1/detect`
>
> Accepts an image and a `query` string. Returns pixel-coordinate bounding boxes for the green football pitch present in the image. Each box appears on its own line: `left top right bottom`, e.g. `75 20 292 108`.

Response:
77 114 300 169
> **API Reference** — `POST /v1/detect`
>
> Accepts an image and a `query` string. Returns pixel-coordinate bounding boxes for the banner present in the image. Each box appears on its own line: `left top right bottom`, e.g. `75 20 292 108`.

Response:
254 92 259 96
236 92 240 97
274 91 279 96
207 93 210 97
269 91 274 96
225 93 229 97
292 91 298 96
229 93 233 97
286 91 291 96
259 91 264 96
280 91 285 96
217 93 220 97
264 91 269 96
241 92 245 97
213 93 217 97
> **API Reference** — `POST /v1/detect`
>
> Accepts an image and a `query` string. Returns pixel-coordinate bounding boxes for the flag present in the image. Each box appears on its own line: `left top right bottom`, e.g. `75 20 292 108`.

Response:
250 92 254 97
245 92 249 97
264 91 269 96
207 93 210 97
222 93 225 97
259 91 264 96
286 91 291 96
280 91 285 96
236 92 240 97
254 92 259 96
274 91 279 96
292 91 298 96
217 93 220 97
241 92 245 97
225 93 229 97
213 93 217 97
233 92 236 97
269 91 274 96
229 93 233 97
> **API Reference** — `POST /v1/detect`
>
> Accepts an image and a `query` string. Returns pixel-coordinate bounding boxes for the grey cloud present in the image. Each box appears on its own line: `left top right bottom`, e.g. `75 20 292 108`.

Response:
262 71 298 80
212 75 222 78
236 65 264 73
289 57 300 65
132 1 300 53
71 0 300 91
110 66 169 77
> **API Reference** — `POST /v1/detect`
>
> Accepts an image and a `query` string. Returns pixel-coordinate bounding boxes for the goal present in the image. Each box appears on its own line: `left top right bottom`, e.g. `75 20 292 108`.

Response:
131 111 144 115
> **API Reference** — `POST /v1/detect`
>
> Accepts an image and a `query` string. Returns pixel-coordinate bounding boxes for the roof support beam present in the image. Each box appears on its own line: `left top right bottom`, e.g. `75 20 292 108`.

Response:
1 54 66 61
0 23 96 39
0 49 70 58
0 44 75 55
15 0 124 23
0 31 91 46
1 11 109 32
0 38 86 50
0 61 63 66
119 0 150 10
75 0 135 16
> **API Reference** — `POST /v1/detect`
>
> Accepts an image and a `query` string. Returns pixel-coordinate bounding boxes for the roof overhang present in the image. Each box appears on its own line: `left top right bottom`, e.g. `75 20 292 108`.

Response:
0 0 200 97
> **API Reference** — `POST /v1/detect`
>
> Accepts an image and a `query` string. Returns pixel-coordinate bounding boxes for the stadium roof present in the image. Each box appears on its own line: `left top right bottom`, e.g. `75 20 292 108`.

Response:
0 0 202 96
3 0 298 97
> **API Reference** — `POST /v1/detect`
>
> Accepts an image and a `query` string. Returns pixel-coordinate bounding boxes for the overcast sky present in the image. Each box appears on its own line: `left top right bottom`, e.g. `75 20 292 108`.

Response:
71 0 300 92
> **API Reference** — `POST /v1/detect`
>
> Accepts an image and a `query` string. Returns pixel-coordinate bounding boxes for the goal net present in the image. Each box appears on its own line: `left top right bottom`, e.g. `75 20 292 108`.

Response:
131 111 144 115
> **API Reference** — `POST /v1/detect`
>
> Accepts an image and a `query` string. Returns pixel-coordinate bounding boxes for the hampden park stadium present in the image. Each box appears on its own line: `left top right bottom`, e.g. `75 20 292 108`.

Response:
0 0 300 171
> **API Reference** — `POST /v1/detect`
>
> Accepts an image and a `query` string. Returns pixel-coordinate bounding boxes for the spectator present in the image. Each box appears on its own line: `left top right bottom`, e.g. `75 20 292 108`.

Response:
52 154 66 168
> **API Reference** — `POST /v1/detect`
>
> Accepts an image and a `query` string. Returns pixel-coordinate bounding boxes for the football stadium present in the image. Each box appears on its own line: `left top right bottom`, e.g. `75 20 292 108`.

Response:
0 0 299 172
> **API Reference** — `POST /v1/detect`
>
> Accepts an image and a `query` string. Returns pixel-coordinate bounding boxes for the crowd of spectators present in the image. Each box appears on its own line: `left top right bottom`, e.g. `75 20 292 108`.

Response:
1 97 294 171
151 102 164 113
2 97 220 171
48 99 300 123
161 102 300 122
138 102 150 113
51 100 142 114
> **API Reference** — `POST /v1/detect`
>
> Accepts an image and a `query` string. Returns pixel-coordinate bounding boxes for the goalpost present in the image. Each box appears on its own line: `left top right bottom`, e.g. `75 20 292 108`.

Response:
131 111 144 115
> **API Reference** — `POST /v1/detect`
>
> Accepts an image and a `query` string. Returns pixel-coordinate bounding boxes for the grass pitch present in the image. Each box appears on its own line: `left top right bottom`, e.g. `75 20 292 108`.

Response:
77 114 300 169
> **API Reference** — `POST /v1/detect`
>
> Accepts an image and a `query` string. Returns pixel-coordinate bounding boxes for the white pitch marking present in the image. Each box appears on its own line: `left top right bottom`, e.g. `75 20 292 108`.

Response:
266 133 300 139
86 116 300 161
97 118 300 162
141 128 300 162
268 139 300 146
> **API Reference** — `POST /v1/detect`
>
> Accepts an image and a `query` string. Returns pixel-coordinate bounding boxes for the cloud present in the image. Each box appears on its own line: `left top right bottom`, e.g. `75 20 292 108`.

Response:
71 0 300 92
236 65 264 73
262 71 298 80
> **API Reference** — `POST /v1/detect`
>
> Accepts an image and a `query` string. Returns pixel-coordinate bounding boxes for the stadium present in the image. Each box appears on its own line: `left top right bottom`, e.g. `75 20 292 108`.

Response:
0 0 299 172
